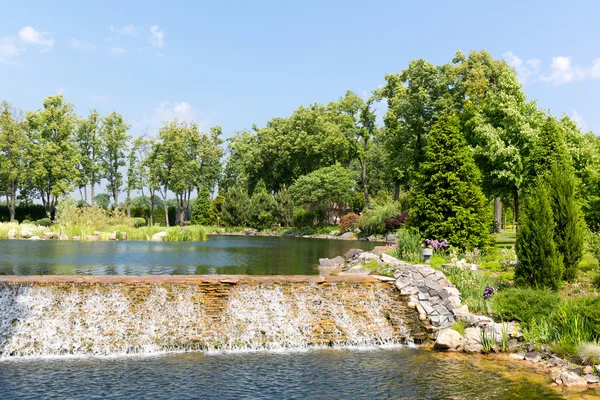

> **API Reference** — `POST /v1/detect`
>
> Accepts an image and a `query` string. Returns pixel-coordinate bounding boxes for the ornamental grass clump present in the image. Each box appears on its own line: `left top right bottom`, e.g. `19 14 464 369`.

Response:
395 228 422 262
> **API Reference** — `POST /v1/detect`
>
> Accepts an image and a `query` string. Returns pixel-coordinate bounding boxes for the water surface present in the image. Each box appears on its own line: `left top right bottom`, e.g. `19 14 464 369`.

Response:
0 236 378 275
0 349 565 399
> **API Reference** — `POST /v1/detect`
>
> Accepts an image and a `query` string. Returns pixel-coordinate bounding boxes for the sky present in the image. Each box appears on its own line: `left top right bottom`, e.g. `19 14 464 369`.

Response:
1 0 599 138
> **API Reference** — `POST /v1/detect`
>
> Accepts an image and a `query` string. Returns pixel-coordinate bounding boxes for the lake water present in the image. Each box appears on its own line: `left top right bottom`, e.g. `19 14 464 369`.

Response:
0 349 564 399
0 236 378 275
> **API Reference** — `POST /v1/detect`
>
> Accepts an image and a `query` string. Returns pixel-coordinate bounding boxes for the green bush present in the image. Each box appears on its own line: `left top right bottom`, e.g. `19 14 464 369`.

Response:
480 261 502 272
492 288 561 325
21 220 31 225
35 218 51 227
338 212 359 233
430 255 447 270
558 296 600 339
131 217 147 228
361 202 400 236
442 266 496 314
256 211 275 230
293 208 315 227
592 273 600 289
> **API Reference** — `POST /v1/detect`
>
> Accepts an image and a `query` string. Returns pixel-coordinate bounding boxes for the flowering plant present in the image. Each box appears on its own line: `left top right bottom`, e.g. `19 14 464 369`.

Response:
425 239 448 251
483 285 494 300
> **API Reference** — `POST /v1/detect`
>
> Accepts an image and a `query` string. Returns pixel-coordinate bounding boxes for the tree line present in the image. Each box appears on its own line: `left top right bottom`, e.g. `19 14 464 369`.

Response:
1 49 599 235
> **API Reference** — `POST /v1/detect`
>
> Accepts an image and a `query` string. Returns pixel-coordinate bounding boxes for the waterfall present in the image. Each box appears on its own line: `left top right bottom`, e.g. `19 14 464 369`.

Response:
0 278 423 358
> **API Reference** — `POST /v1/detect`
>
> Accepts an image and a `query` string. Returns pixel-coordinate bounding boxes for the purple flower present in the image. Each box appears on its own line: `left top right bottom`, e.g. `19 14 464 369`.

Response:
425 239 449 251
483 286 494 300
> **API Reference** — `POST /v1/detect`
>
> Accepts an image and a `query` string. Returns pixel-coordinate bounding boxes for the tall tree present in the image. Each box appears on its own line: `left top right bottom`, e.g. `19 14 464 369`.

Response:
221 185 250 227
0 101 26 222
99 112 130 211
74 110 101 205
409 114 490 249
125 138 141 218
273 185 294 227
191 186 212 226
25 95 78 220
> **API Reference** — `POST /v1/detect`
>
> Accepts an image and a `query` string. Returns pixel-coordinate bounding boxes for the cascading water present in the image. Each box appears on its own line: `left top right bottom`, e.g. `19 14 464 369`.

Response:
0 278 424 358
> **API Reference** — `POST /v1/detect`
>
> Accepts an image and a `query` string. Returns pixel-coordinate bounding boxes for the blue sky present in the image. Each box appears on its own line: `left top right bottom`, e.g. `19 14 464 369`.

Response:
1 0 599 138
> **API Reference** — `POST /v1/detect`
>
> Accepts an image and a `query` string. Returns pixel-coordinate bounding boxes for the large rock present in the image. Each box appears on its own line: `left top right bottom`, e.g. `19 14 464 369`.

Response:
20 229 33 239
367 235 376 241
43 232 55 240
380 253 400 266
434 329 463 351
151 231 169 242
7 229 16 239
340 266 372 275
339 232 354 239
556 371 588 387
59 234 69 241
343 248 364 260
108 231 117 240
385 234 397 244
244 228 259 236
463 327 483 353
584 374 600 384
357 252 379 262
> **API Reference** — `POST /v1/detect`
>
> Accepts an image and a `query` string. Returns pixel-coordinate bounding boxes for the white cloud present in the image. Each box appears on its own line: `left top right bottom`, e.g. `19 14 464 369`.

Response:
18 26 54 52
539 56 587 85
108 47 126 56
88 95 111 102
571 110 588 132
591 59 600 78
70 38 95 50
0 37 20 63
503 51 540 84
150 25 165 48
135 101 212 133
109 25 137 36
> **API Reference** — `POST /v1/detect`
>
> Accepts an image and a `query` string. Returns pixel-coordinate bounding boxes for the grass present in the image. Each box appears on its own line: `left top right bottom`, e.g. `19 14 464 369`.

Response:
450 319 466 335
495 229 516 249
441 266 496 314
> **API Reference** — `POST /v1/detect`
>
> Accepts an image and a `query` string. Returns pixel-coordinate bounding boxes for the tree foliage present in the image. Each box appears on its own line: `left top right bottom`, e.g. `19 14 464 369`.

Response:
221 185 250 227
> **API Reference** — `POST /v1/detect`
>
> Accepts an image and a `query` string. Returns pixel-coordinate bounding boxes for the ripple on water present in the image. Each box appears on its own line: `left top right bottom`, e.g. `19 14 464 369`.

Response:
0 349 570 399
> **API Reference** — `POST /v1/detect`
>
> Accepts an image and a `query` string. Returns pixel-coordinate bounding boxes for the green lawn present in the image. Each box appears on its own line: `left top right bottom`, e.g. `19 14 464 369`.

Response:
495 229 516 249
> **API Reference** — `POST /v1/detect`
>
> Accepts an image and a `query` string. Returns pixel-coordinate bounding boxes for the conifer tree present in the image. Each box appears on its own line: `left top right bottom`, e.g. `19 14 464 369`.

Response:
191 186 212 226
546 163 585 281
515 181 564 290
249 179 275 229
410 114 489 249
273 185 294 227
221 185 250 226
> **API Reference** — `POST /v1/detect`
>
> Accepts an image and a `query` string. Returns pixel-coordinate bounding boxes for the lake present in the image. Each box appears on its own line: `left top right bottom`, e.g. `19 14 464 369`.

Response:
0 236 378 275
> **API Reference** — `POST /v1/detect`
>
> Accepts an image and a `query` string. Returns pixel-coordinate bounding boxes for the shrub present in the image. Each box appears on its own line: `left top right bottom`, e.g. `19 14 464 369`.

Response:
21 220 31 225
589 230 600 263
492 288 561 325
338 212 359 233
395 228 421 261
35 218 51 227
131 217 147 228
430 255 447 270
255 211 275 230
384 211 408 231
480 261 502 272
361 202 400 236
559 296 600 339
191 187 212 226
592 273 600 289
294 208 315 227
221 185 250 227
442 267 496 314
515 181 564 290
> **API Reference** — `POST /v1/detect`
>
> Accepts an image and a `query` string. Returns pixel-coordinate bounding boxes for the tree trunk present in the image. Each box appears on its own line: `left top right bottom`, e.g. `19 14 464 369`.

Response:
9 181 16 222
493 197 502 231
513 187 519 229
148 188 155 226
113 184 119 211
163 198 169 226
393 182 400 201
361 158 370 209
90 176 95 206
126 192 131 218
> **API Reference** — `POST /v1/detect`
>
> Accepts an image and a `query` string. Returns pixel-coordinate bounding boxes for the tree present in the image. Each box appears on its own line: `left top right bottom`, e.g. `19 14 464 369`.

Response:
289 165 355 224
249 179 274 228
191 186 212 225
125 138 141 218
515 181 564 290
25 95 78 220
273 185 294 227
99 112 130 211
409 114 490 249
546 164 585 281
94 193 111 209
0 101 26 221
74 110 101 205
221 185 250 226
527 116 571 183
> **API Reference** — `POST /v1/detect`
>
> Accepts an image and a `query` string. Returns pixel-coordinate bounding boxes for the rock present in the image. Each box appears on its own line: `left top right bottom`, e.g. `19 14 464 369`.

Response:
72 236 80 241
509 353 525 360
319 258 334 268
372 246 388 256
121 232 128 240
380 253 400 266
339 232 354 239
585 374 600 384
558 371 588 387
85 235 99 241
29 236 42 241
357 252 379 262
343 248 364 260
546 356 565 368
7 229 16 239
244 228 259 236
43 232 55 240
524 352 541 363
340 266 372 275
372 275 396 282
583 366 593 375
330 256 345 265
596 365 600 374
385 234 397 243
463 327 483 353
20 229 33 239
434 329 463 351
59 234 69 240
108 232 117 240
367 235 376 241
151 231 169 242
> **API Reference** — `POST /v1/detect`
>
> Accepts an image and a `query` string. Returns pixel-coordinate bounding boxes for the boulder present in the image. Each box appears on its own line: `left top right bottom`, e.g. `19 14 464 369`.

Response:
108 232 117 241
330 256 345 265
244 228 259 236
524 351 541 363
339 232 354 239
20 229 33 239
343 248 364 260
357 252 379 262
121 232 128 240
556 371 588 387
434 329 463 351
596 365 600 374
385 234 397 244
367 235 376 241
85 235 100 241
319 258 334 268
59 234 69 241
151 231 169 242
72 235 81 241
340 266 372 275
29 236 42 241
380 253 400 266
43 232 55 240
585 374 600 384
7 229 16 239
463 327 483 353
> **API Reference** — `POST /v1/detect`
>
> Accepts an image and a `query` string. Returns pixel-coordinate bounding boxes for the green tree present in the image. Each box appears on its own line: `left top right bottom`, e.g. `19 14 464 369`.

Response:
221 185 250 226
0 101 26 221
99 112 130 211
515 181 564 290
125 138 141 217
249 179 274 228
289 165 355 224
273 185 294 227
26 95 78 220
546 164 585 281
94 193 111 209
191 186 212 225
74 110 101 205
527 116 571 182
409 114 490 249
